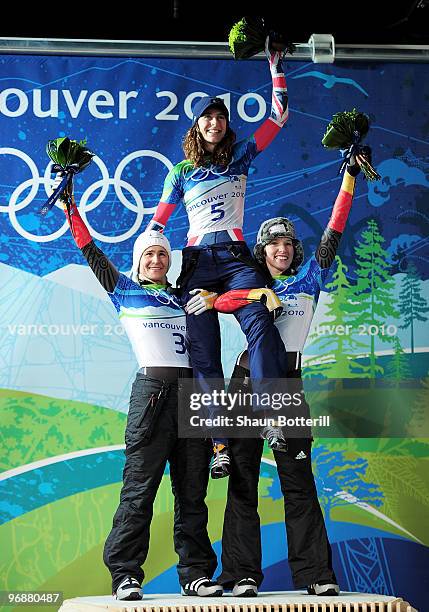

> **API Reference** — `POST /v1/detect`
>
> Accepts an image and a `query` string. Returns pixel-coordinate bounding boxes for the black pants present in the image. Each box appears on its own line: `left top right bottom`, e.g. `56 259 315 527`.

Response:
103 373 217 591
218 360 336 589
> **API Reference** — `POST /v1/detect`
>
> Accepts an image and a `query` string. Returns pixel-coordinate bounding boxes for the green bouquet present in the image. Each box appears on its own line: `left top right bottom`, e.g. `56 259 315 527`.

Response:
46 136 94 171
228 16 295 60
322 109 381 181
40 137 95 216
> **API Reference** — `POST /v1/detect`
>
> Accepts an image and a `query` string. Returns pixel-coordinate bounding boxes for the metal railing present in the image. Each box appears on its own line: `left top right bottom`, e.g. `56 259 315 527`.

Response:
0 36 428 62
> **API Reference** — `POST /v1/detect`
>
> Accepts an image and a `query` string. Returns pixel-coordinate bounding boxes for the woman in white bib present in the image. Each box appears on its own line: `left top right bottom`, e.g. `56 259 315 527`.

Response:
54 183 223 601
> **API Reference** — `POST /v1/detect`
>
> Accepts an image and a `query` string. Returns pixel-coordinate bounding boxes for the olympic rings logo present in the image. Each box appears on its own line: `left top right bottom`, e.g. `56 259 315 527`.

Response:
0 147 173 243
189 163 230 182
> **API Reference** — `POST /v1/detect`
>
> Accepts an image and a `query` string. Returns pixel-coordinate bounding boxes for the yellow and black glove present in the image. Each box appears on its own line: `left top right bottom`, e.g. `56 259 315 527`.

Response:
214 288 283 319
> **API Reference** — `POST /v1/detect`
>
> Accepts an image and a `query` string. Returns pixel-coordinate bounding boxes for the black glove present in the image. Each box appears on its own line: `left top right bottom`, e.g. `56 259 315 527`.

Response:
347 145 372 177
268 29 296 55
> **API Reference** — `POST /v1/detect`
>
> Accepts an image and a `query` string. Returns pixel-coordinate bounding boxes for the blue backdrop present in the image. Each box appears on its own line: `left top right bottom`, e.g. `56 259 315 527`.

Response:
1 55 428 279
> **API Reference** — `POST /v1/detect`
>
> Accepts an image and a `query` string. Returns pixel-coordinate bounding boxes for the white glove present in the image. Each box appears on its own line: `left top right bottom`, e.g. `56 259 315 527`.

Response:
185 288 218 316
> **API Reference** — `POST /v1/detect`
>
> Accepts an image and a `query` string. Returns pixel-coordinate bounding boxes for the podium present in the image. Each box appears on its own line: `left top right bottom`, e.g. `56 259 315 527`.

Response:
59 591 418 612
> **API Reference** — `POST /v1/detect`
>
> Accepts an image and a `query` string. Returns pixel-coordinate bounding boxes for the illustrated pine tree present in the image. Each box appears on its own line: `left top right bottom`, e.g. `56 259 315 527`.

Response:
386 336 412 383
352 219 399 378
382 336 415 434
399 262 429 356
304 255 367 380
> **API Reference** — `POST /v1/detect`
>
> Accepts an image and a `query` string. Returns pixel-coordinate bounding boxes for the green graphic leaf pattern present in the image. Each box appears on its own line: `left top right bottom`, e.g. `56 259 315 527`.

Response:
0 390 126 473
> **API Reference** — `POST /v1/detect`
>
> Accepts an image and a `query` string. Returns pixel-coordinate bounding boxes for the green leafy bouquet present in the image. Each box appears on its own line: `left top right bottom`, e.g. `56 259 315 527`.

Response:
228 16 295 60
322 109 381 181
40 137 95 216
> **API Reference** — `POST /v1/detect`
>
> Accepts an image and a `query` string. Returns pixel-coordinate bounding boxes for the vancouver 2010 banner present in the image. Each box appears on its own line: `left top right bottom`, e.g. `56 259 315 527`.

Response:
0 53 428 610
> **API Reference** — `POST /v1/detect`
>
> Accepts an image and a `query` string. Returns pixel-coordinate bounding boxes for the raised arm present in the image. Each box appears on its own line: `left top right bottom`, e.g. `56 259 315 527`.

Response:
55 181 119 292
315 158 362 269
253 38 289 152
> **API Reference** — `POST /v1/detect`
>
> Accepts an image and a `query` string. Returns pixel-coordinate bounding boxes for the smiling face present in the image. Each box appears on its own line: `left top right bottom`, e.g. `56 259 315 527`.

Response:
264 237 295 276
138 245 169 284
197 107 228 152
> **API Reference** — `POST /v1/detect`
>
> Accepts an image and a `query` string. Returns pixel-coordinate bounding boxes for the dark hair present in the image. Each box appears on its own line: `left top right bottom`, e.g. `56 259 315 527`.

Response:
183 124 236 168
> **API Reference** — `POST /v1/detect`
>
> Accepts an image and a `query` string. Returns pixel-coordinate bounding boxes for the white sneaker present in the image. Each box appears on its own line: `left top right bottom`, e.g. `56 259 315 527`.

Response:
210 445 231 479
232 578 258 597
307 581 339 596
261 425 288 452
115 576 142 600
182 577 223 596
